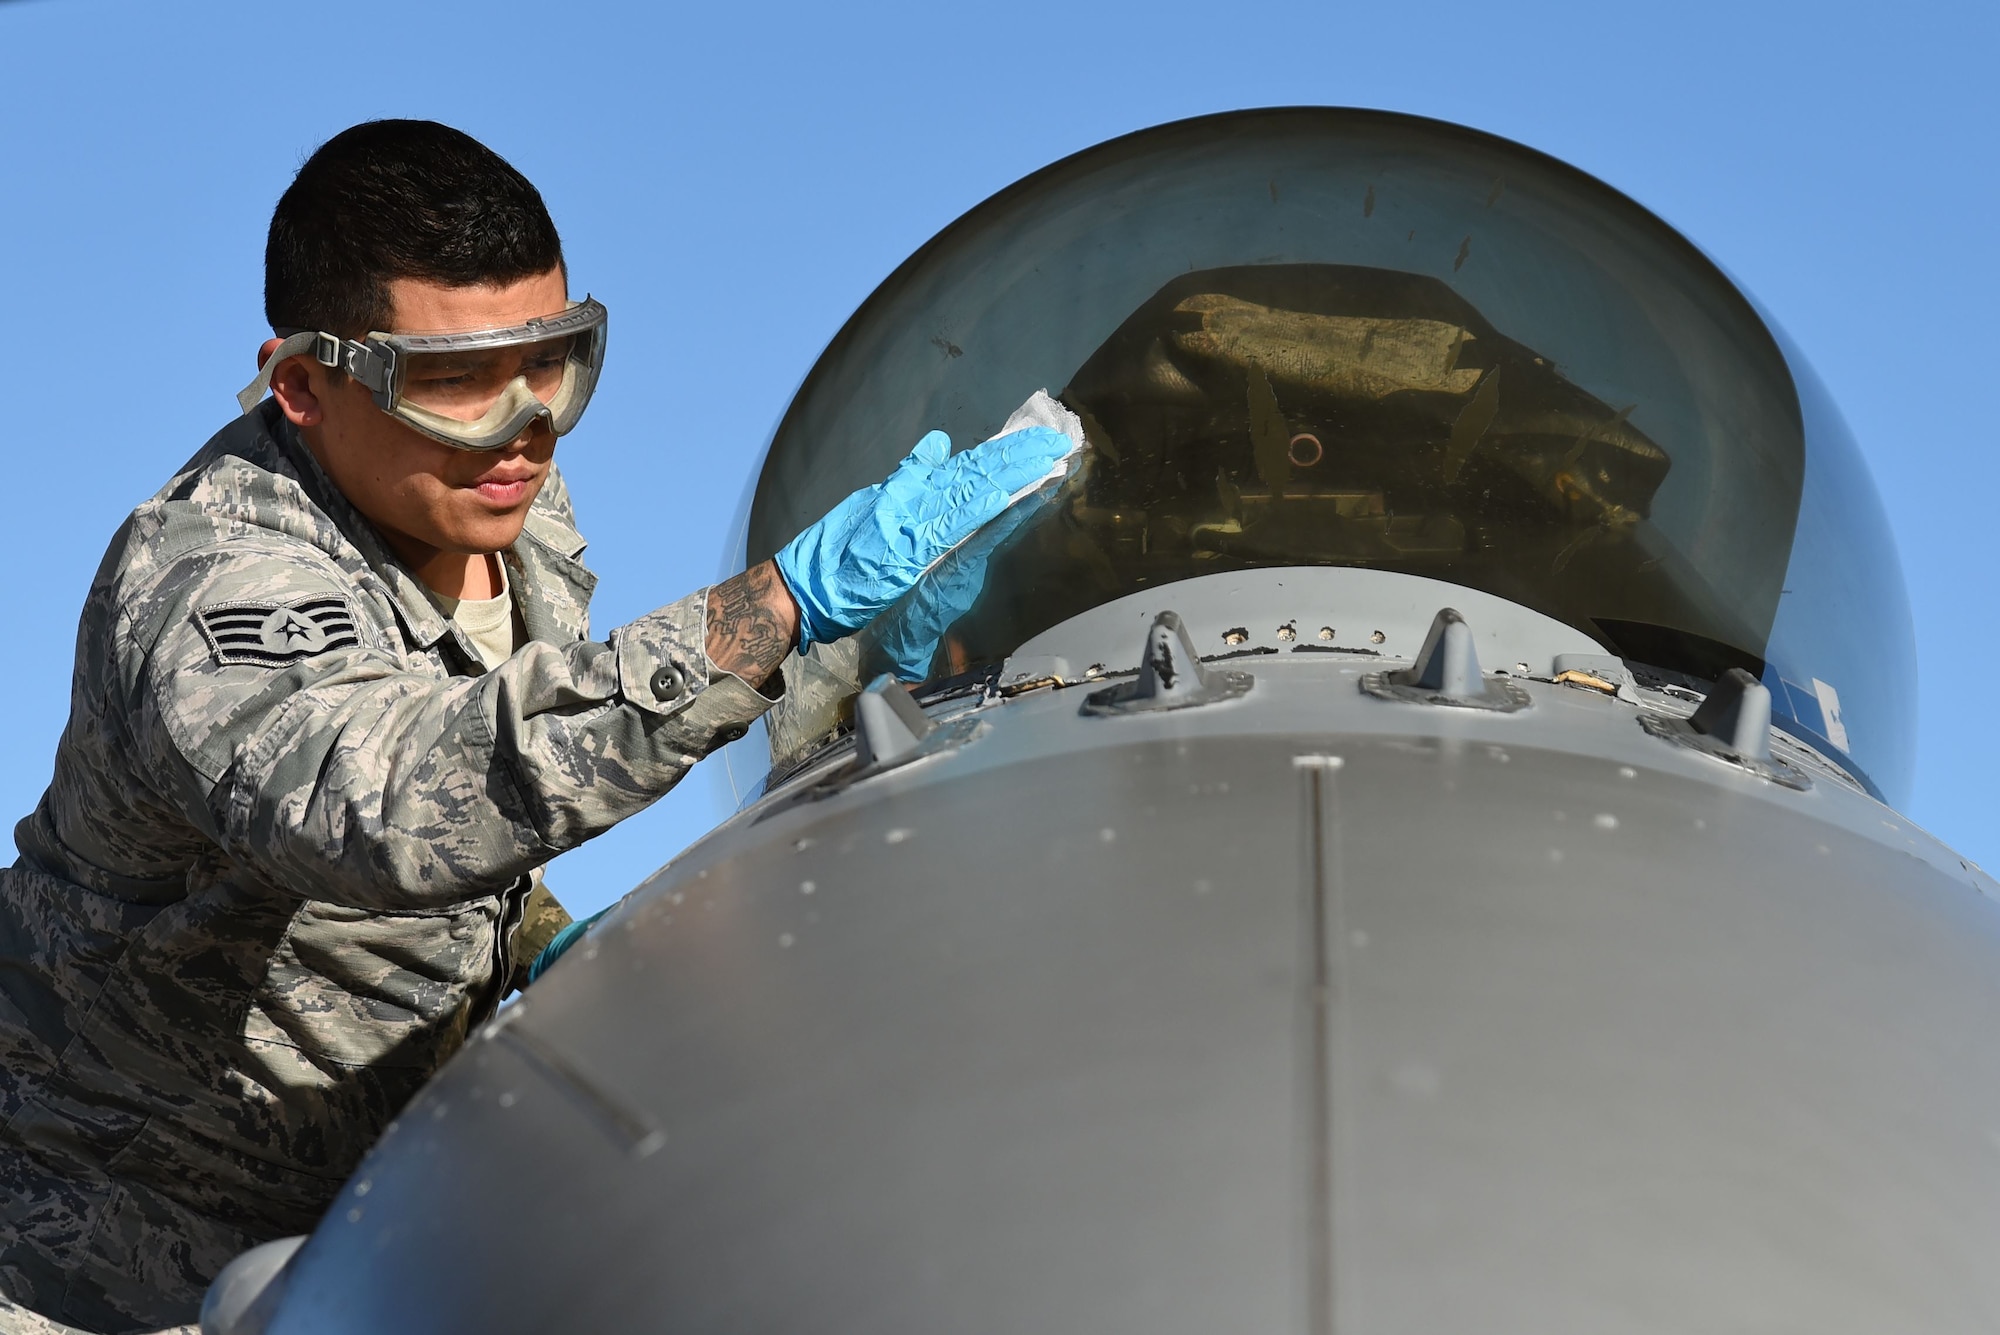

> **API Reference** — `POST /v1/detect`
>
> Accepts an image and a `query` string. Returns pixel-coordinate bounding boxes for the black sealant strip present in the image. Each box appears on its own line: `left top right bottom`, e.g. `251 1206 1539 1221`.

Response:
1303 761 1335 1335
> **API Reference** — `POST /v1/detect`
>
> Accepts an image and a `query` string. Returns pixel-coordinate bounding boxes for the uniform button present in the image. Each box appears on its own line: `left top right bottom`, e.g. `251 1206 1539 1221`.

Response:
716 723 748 743
650 663 688 701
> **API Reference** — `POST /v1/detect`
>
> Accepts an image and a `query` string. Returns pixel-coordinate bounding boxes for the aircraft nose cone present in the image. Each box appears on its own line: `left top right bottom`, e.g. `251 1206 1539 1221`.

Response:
265 731 2000 1335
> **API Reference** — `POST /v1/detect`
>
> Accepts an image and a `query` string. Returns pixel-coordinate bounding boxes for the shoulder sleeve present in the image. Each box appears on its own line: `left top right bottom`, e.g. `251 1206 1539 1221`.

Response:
127 543 770 911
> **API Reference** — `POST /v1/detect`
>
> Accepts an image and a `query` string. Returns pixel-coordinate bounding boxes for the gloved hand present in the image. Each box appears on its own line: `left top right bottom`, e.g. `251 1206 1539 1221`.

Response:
862 477 1056 680
526 907 607 985
774 425 1077 651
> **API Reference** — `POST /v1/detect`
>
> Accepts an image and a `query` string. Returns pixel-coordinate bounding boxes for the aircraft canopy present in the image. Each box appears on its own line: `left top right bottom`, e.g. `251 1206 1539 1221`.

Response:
738 109 1914 801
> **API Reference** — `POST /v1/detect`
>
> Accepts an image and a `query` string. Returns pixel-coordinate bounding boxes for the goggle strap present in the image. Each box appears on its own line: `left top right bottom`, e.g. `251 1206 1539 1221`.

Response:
236 331 321 413
235 331 389 412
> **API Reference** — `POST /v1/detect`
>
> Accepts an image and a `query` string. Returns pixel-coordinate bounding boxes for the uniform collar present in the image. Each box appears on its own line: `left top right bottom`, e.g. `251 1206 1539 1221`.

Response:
508 504 597 645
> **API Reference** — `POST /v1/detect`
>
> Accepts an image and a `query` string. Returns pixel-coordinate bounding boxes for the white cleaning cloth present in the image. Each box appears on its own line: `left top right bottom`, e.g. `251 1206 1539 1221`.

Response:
988 389 1086 503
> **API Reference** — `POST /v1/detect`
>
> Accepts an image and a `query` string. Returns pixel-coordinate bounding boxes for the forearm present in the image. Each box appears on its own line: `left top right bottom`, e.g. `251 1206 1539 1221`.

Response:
704 558 799 689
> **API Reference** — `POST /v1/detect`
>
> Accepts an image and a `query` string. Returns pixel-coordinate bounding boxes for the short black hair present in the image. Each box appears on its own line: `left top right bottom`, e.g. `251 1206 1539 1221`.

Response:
265 119 565 337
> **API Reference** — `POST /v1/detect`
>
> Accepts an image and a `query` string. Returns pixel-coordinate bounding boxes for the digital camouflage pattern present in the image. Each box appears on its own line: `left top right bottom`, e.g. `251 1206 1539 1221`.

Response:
0 1293 191 1335
0 402 774 1333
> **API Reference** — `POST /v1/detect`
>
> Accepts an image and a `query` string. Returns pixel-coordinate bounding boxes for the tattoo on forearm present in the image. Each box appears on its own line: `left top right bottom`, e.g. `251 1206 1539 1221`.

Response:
705 560 798 688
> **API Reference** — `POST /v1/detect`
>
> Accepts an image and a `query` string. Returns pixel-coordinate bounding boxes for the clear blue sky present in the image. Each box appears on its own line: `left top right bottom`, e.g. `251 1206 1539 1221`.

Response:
1 0 1992 918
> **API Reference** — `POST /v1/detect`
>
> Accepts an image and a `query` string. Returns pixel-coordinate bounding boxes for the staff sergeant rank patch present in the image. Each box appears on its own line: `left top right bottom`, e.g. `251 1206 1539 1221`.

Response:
194 595 362 667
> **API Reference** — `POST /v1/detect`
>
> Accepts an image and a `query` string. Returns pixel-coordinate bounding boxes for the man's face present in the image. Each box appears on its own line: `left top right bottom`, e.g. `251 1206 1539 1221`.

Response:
264 267 569 573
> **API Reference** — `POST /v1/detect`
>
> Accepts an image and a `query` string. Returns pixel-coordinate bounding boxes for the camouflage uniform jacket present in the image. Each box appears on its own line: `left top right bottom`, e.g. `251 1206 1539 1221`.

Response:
0 401 774 1333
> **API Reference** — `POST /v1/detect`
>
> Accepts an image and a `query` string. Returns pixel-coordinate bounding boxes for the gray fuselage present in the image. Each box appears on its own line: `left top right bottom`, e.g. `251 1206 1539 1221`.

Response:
251 566 2000 1334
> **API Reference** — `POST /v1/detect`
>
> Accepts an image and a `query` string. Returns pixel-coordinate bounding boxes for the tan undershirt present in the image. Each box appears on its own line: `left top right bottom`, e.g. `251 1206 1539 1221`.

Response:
433 557 525 671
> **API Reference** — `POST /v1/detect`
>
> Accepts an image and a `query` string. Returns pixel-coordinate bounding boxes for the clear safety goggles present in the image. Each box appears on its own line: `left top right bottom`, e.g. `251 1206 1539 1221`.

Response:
237 297 608 451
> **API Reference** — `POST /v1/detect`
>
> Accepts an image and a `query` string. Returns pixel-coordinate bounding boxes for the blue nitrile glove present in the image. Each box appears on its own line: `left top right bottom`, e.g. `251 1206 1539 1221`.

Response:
774 425 1077 651
862 477 1057 680
527 908 608 986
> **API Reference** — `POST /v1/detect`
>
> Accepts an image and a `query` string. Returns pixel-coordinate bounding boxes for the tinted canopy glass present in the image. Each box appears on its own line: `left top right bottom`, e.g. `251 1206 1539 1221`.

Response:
742 109 1914 802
